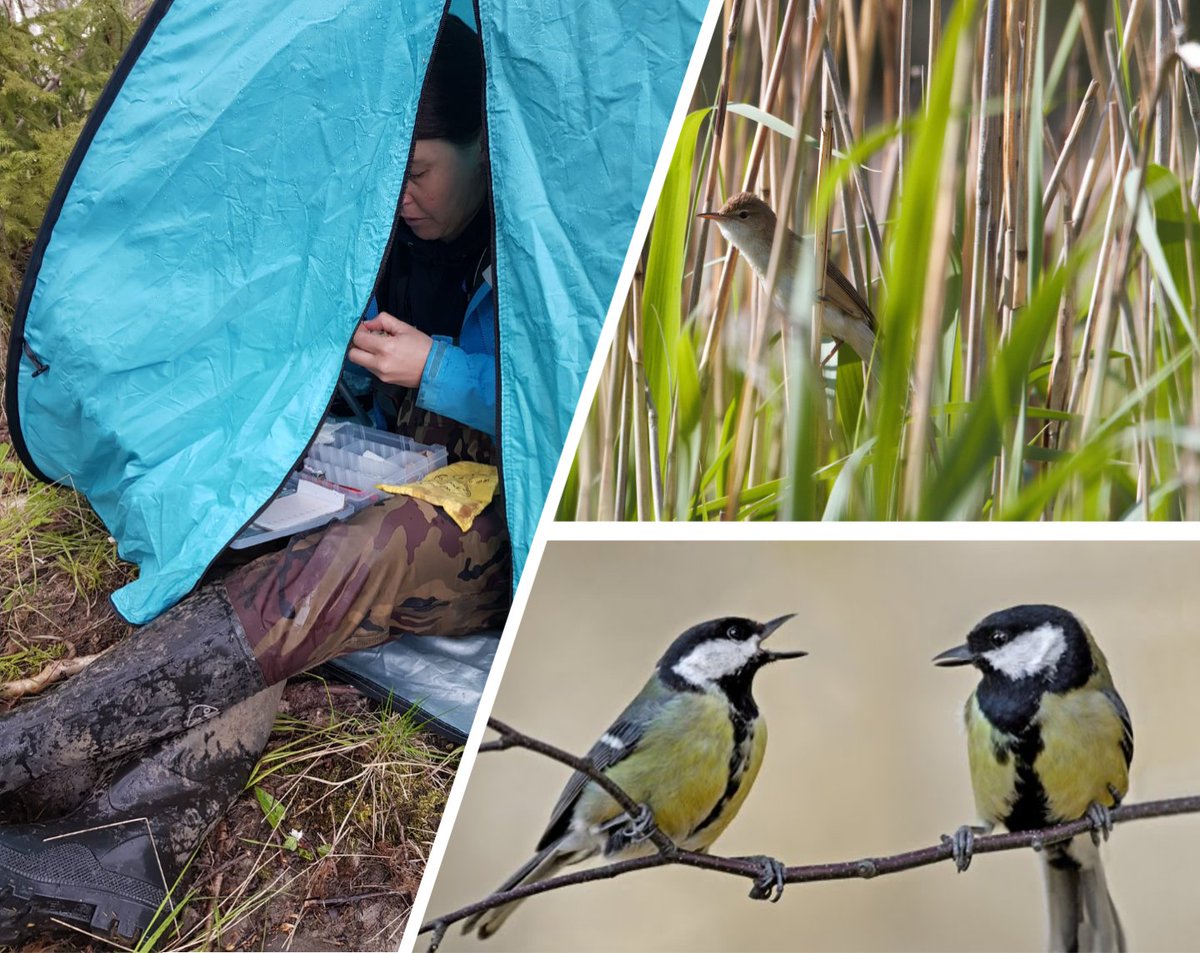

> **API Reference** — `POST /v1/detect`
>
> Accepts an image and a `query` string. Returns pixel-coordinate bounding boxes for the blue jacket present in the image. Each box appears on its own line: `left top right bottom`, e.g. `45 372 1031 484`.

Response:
362 275 496 436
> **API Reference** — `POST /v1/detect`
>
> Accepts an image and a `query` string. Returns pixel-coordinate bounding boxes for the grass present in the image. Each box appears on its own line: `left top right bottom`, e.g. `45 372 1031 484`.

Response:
0 640 64 683
138 686 458 952
562 0 1200 522
0 441 128 657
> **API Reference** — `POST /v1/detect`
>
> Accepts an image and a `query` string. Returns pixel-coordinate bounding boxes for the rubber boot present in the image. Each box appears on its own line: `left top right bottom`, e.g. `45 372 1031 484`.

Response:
0 761 106 825
0 683 284 946
0 584 267 795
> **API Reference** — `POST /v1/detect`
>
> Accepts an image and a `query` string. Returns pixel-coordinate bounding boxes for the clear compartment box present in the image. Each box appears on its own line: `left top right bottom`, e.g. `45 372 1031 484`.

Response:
304 421 447 491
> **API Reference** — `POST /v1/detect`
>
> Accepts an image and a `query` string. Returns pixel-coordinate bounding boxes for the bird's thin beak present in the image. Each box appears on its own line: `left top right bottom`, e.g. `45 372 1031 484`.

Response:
757 614 807 663
932 643 974 667
696 210 721 220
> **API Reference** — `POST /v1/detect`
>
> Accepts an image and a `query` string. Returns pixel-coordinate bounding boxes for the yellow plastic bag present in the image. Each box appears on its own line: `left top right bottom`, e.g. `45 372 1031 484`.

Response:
378 462 499 532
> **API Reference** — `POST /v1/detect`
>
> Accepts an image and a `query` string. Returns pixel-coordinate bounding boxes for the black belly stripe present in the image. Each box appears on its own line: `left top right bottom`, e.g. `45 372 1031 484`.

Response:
691 710 753 838
975 681 1054 831
999 724 1052 831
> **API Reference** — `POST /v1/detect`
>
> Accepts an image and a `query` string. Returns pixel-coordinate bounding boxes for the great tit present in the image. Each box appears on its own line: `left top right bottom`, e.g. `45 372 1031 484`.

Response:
935 604 1133 953
463 614 805 939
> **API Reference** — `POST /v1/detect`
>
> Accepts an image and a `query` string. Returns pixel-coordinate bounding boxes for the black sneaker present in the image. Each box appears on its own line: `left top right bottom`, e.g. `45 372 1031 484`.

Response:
0 817 170 945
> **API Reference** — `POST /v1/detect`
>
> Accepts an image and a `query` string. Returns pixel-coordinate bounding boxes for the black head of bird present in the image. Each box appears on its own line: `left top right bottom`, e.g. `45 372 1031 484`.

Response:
933 604 1098 708
657 613 807 700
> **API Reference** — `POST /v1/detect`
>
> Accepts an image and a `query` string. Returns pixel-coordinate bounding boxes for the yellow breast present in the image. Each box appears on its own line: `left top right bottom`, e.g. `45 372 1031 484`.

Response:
573 695 765 854
1034 685 1129 821
964 692 1019 826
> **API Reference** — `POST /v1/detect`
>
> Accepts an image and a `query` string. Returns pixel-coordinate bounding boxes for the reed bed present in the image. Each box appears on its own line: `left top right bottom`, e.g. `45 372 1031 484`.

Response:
563 0 1200 521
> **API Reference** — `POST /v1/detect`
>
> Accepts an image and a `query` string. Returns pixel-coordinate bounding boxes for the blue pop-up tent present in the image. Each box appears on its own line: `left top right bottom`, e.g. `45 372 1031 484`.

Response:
5 0 709 628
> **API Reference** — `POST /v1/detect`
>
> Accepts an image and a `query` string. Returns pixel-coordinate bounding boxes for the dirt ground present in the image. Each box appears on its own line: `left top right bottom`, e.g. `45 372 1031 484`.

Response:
0 426 456 952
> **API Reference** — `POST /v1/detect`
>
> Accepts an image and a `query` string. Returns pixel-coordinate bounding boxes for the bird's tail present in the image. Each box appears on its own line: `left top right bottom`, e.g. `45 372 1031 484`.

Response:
461 844 569 940
1041 835 1125 953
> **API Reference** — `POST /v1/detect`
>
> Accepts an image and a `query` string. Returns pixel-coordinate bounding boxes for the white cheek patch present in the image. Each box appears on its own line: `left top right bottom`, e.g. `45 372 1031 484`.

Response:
673 637 759 686
984 623 1066 679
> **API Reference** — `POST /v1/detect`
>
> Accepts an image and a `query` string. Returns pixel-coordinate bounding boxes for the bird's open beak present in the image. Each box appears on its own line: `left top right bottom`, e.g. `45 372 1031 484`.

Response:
932 643 974 667
757 614 807 663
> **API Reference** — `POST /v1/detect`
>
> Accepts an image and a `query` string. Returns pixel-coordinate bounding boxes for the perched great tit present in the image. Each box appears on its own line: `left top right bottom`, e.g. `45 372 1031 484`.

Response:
464 614 805 939
935 604 1133 953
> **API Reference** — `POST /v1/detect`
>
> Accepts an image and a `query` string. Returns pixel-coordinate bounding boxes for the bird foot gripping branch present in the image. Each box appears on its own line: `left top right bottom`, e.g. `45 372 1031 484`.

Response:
1086 799 1116 846
944 824 987 873
744 855 787 903
603 803 663 853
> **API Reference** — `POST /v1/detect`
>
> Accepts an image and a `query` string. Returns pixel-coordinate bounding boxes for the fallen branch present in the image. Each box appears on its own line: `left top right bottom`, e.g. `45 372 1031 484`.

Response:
420 718 1200 946
0 653 98 700
302 890 401 908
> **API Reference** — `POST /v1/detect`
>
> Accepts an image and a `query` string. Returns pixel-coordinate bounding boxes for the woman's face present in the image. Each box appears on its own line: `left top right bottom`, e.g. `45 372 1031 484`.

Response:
401 137 486 242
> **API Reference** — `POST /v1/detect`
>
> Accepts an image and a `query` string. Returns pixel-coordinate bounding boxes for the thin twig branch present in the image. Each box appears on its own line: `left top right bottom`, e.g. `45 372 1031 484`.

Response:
422 719 1200 943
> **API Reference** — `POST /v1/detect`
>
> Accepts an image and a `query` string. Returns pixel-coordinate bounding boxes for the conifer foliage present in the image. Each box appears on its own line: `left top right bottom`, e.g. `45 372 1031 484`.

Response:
0 0 133 317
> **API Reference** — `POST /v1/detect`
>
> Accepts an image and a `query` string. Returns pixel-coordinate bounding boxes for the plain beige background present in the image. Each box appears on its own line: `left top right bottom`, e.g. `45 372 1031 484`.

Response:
425 541 1200 951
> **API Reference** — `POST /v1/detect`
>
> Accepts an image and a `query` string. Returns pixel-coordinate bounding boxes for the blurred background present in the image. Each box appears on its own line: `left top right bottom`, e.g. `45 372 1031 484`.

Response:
424 540 1200 951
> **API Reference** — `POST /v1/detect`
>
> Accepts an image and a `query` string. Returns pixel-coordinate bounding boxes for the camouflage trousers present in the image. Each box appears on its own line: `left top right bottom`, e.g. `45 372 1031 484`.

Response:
222 494 510 686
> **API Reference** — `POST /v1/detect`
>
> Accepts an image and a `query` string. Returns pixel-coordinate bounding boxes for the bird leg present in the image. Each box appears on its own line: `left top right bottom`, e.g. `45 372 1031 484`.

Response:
820 341 843 367
741 854 787 902
1085 800 1114 845
599 803 659 853
943 824 990 873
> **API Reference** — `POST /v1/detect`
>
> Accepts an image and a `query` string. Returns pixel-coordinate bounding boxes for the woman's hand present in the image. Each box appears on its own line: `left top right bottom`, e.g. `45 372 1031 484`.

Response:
347 312 433 388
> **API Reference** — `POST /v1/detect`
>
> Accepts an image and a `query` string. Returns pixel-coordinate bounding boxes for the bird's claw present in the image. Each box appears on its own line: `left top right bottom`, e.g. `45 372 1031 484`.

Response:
745 854 786 902
1085 801 1113 845
622 803 656 845
943 825 976 873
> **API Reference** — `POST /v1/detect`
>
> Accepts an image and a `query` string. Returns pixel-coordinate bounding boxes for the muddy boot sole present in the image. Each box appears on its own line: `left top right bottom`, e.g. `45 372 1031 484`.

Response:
0 821 168 945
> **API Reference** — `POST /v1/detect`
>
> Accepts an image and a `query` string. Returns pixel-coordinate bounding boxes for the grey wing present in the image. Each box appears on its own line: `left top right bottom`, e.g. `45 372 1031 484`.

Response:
535 681 671 852
1102 687 1134 767
535 716 644 851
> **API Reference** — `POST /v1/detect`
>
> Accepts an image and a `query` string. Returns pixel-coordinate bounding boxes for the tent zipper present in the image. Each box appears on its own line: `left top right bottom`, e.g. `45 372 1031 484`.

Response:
474 0 512 596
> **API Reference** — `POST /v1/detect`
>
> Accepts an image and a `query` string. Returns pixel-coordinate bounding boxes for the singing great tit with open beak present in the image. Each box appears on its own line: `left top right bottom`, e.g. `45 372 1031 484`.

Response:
934 604 1133 953
463 614 805 939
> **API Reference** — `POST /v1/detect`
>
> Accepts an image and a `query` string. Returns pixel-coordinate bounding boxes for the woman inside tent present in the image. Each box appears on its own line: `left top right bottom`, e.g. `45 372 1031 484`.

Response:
0 15 508 945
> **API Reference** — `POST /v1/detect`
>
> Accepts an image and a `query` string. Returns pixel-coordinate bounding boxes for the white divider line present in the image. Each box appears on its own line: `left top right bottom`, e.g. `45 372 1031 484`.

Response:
397 2 725 949
540 521 1200 542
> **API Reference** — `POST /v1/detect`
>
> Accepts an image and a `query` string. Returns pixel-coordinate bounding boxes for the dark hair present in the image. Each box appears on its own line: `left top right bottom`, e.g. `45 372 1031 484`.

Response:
413 15 484 145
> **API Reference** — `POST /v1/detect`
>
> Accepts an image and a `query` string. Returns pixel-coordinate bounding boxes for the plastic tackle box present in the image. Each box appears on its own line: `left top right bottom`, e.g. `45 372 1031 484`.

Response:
303 421 447 491
230 424 447 549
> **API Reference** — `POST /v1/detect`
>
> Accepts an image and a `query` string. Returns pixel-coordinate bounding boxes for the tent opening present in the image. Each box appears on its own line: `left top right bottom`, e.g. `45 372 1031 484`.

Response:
211 7 504 743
